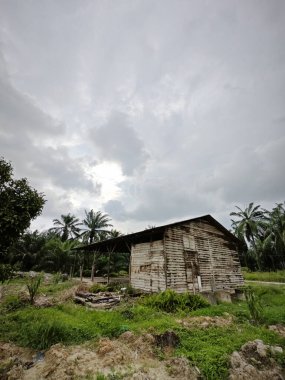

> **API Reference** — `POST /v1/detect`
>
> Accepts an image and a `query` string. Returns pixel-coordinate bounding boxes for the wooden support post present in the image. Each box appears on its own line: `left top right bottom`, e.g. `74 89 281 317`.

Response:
80 265 83 282
107 244 116 285
91 251 96 282
107 250 111 285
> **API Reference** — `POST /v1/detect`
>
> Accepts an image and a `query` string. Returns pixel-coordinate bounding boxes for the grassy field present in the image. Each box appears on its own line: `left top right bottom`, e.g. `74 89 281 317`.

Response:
242 269 285 283
1 280 285 380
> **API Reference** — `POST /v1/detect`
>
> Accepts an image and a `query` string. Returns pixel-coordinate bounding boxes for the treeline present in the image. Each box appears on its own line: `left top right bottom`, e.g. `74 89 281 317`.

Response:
231 202 285 271
4 210 129 278
0 156 129 278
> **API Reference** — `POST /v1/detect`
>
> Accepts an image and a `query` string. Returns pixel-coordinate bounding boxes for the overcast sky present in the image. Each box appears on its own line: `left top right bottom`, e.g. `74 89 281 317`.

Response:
0 0 284 233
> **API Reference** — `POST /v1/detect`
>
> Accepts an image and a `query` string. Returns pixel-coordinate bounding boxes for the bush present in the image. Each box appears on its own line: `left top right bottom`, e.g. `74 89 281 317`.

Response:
0 264 14 284
244 286 263 324
89 283 108 293
25 319 76 349
88 283 123 293
1 294 27 312
142 289 209 313
26 273 43 304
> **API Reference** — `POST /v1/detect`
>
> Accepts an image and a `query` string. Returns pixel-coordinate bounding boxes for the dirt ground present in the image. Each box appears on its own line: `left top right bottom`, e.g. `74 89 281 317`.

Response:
0 332 200 380
1 331 284 380
229 339 284 380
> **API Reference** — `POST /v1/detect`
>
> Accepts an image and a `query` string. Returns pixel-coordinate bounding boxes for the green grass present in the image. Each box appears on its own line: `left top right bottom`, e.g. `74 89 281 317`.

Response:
243 270 285 283
248 284 285 324
140 289 209 313
40 280 75 295
0 302 179 349
177 324 284 380
1 284 285 379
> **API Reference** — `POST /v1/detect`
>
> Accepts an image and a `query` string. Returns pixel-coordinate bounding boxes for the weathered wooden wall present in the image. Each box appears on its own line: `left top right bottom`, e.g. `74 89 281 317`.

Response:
164 220 244 293
130 240 166 292
130 219 244 293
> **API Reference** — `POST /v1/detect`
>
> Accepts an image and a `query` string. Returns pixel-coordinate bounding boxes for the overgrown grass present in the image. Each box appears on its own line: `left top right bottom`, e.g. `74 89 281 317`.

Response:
248 284 285 324
177 324 284 380
243 269 285 283
1 284 285 379
0 302 179 349
40 280 75 295
141 289 209 313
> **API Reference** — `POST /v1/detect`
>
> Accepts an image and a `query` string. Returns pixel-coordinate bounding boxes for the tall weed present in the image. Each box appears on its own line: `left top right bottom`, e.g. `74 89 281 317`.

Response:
142 289 209 313
26 274 43 304
244 286 263 324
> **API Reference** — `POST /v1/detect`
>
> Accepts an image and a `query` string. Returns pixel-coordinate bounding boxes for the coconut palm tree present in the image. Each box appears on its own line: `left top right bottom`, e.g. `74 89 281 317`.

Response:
39 237 79 273
50 213 82 241
81 210 112 244
231 203 265 269
266 203 285 266
231 203 265 247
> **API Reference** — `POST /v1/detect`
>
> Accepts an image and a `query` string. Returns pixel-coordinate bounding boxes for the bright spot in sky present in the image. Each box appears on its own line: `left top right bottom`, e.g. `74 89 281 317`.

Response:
91 161 124 202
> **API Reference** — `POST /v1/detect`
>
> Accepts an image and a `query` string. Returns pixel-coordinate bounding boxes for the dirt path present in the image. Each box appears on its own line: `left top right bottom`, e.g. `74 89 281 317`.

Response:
245 280 285 286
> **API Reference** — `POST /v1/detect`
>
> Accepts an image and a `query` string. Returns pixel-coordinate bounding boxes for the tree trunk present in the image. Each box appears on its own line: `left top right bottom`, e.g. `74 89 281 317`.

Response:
80 265 83 282
107 250 111 285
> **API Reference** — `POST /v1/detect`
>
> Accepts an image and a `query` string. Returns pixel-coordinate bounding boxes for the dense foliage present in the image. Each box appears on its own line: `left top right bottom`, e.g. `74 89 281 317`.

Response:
142 289 209 312
0 158 45 258
231 202 285 271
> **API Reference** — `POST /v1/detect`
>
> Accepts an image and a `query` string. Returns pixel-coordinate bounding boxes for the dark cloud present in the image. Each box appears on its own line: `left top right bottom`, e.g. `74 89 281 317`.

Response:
89 112 149 176
0 1 284 231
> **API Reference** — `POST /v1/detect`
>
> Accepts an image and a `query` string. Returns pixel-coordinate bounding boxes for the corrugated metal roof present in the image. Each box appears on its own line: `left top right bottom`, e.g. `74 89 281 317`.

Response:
74 214 240 253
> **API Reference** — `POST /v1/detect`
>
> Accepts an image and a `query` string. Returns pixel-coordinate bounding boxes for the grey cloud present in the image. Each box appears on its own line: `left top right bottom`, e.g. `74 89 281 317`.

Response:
89 112 148 175
104 200 128 221
202 139 285 204
0 53 65 139
1 0 285 231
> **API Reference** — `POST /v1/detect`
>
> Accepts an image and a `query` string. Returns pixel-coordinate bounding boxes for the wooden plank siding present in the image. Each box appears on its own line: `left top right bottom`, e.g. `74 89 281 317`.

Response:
130 219 244 293
130 240 166 292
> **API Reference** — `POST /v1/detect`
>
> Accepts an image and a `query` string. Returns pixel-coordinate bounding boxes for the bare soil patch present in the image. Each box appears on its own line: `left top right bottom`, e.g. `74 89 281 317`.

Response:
229 339 284 380
0 332 199 380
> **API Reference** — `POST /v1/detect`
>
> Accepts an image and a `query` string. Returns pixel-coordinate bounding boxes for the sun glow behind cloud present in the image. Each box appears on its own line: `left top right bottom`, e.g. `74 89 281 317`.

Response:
0 0 284 233
90 161 124 203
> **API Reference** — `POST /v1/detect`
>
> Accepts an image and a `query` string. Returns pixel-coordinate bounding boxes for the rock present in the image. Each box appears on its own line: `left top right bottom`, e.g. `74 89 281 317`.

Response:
269 324 285 338
229 340 284 380
270 346 283 355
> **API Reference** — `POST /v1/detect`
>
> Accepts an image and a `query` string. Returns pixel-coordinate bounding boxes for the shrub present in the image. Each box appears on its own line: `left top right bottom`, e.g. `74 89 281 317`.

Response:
142 289 209 313
89 283 123 293
26 319 73 349
52 272 63 284
244 286 263 324
26 273 43 305
0 264 14 284
89 283 108 293
1 294 27 312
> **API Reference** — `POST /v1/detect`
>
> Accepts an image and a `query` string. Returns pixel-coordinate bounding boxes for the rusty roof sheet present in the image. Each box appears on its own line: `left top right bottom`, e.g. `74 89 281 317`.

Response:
74 214 240 253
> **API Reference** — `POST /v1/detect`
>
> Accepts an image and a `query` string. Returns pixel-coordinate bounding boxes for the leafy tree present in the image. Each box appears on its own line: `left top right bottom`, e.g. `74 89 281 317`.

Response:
39 237 79 273
8 230 48 271
230 202 265 250
0 264 14 284
231 202 285 271
0 157 45 258
81 210 112 244
268 203 285 257
50 213 82 241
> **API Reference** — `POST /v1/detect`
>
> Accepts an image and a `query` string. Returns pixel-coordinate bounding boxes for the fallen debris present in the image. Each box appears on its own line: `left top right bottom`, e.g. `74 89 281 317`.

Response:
74 291 121 309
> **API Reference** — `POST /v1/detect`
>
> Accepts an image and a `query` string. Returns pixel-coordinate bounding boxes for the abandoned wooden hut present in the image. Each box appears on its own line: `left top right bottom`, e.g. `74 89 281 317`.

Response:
80 215 244 296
